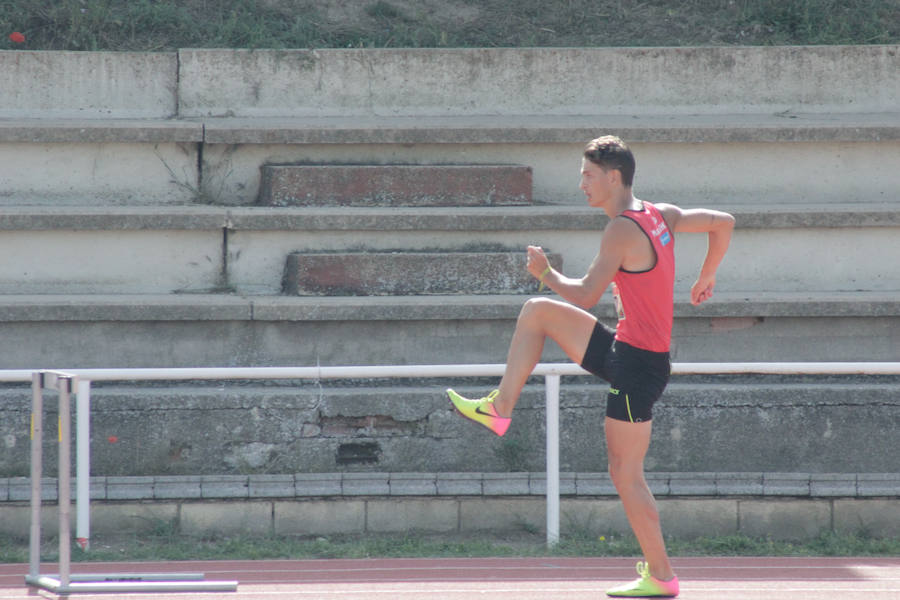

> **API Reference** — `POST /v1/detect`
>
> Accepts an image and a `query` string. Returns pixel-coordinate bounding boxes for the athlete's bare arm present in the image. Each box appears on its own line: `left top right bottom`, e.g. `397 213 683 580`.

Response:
657 204 735 305
525 217 645 310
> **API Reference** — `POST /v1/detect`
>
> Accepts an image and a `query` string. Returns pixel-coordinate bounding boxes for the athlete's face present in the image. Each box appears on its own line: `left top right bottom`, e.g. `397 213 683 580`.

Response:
580 158 617 207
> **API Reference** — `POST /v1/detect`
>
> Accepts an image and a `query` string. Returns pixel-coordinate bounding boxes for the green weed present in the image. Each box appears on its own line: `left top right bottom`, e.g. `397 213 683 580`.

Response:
11 530 898 564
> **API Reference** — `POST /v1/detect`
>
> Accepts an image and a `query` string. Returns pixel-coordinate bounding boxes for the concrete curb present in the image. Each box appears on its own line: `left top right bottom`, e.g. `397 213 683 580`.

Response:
4 473 898 542
6 472 899 502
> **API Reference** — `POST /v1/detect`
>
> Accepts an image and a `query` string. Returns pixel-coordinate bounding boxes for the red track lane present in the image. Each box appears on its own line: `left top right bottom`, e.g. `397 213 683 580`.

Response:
2 556 899 599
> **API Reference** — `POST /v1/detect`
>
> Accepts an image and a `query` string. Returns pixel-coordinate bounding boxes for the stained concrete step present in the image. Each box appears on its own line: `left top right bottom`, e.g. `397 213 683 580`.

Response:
258 164 532 207
283 251 563 296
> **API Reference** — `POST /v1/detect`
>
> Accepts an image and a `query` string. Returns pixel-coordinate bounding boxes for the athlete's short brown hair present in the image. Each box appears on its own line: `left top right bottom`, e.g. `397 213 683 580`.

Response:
584 136 635 187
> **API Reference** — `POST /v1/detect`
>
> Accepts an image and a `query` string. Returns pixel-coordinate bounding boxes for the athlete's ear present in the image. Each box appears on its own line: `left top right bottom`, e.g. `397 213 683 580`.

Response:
608 168 623 186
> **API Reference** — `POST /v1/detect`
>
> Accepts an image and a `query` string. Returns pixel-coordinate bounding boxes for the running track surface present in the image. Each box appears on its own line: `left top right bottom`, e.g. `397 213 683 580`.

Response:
2 556 899 599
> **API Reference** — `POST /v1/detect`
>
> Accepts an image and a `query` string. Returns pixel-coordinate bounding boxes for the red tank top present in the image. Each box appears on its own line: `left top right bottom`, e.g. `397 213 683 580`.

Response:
612 201 675 353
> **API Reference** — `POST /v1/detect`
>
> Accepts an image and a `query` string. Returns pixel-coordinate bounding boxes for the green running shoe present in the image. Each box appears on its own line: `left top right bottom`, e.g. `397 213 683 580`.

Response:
446 388 511 437
606 562 679 598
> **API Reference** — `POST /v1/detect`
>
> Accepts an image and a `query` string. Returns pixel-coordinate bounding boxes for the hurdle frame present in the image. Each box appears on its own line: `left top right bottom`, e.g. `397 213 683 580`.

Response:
11 360 900 576
25 370 238 595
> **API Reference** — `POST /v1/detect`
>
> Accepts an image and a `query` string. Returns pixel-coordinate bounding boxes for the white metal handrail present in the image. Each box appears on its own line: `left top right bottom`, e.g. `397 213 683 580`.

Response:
13 361 900 549
4 361 900 383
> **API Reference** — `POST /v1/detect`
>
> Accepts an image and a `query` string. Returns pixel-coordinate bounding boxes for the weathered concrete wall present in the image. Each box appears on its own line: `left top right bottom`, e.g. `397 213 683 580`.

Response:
3 47 897 119
177 47 900 117
0 51 178 118
2 381 897 477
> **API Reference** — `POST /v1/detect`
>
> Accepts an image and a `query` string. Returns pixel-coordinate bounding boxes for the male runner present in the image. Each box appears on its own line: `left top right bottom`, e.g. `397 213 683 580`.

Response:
447 135 734 597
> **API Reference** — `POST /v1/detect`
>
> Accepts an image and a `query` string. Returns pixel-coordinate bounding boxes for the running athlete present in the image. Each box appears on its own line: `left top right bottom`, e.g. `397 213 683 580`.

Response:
447 135 734 598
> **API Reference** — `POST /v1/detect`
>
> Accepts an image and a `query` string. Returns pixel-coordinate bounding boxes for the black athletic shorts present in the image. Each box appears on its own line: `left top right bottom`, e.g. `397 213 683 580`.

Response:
579 320 671 423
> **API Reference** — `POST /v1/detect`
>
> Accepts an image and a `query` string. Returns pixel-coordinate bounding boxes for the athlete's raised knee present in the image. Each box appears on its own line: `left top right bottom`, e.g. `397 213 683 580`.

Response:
518 296 565 319
516 296 552 324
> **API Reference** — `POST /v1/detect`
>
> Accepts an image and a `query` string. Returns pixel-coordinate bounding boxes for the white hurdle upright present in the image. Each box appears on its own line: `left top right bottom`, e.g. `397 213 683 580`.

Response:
25 370 238 595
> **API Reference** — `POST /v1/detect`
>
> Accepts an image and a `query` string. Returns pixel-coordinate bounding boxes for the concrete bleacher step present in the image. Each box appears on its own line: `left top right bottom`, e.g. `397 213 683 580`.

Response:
201 113 900 207
1 204 897 295
0 291 895 370
4 115 897 207
283 251 563 295
0 119 203 206
258 164 533 207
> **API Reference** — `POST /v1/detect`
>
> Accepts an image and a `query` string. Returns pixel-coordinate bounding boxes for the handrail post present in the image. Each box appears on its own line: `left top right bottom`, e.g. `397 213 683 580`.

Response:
57 374 74 589
76 379 91 551
545 374 560 547
28 372 43 580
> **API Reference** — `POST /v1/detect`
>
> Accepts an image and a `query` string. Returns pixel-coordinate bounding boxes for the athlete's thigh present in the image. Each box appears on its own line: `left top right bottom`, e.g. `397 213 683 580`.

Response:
604 416 653 467
527 297 599 365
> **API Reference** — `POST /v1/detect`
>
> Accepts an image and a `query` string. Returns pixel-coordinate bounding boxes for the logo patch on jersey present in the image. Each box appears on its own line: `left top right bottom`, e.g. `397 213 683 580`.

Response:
650 219 670 247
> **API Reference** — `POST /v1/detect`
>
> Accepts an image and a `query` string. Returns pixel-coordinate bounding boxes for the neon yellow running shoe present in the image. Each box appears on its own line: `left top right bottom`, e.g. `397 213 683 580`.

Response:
606 562 679 598
446 388 511 437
